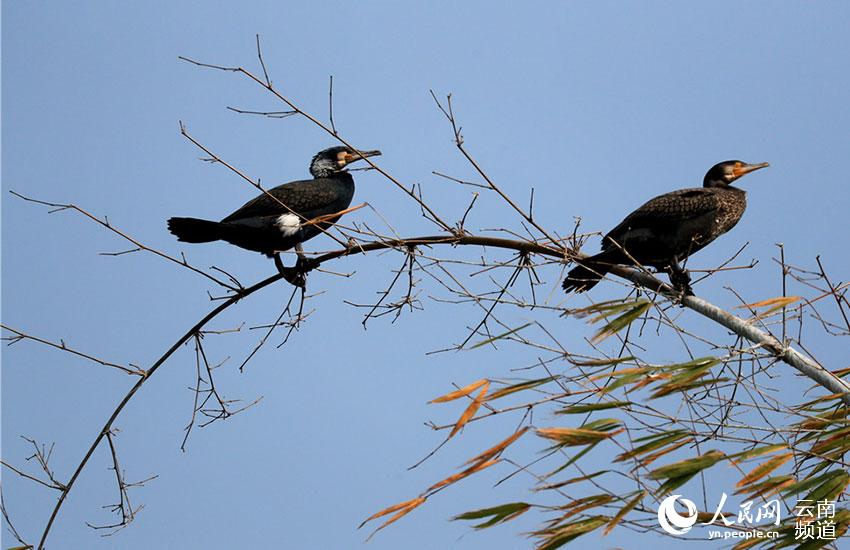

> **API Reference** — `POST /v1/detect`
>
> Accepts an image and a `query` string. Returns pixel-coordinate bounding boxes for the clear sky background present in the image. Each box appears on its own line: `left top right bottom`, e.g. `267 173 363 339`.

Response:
3 2 849 549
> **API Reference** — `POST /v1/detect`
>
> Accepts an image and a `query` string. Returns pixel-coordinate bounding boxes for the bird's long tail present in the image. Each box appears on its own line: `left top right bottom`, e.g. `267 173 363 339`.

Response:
562 250 622 293
167 217 223 243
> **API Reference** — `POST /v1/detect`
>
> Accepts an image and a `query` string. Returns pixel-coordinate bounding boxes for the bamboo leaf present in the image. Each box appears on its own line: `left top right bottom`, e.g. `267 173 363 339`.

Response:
570 356 635 367
657 357 721 371
536 419 624 447
810 426 850 455
429 379 488 403
803 470 850 503
731 444 789 463
637 440 691 468
427 458 498 492
448 381 489 438
590 300 651 344
557 494 615 521
650 377 729 399
470 322 533 349
486 376 558 401
545 442 599 478
534 516 609 550
556 401 632 415
571 299 639 319
781 470 847 497
736 453 793 488
535 470 610 492
462 427 529 466
734 475 796 499
603 490 646 535
359 495 426 530
650 449 726 480
452 502 531 529
615 430 691 462
736 295 801 316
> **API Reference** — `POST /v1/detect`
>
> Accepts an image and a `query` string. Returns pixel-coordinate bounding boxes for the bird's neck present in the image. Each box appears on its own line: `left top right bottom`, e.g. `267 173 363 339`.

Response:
312 169 353 182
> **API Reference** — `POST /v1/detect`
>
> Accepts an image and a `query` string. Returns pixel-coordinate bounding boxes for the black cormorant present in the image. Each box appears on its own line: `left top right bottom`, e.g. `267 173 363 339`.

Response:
168 146 381 282
562 160 769 295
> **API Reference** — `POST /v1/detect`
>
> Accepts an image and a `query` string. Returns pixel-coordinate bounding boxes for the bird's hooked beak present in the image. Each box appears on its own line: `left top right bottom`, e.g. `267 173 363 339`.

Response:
732 161 769 179
340 149 382 168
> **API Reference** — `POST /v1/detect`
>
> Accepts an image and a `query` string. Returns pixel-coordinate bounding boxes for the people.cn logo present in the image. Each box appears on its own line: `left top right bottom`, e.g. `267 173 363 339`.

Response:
657 494 699 535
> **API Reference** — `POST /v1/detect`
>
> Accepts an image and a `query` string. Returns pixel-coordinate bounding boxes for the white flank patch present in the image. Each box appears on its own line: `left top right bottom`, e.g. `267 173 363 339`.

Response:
275 213 301 237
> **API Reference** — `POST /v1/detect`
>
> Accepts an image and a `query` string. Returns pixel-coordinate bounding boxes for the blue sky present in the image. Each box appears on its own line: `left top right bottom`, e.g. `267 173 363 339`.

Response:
3 2 850 549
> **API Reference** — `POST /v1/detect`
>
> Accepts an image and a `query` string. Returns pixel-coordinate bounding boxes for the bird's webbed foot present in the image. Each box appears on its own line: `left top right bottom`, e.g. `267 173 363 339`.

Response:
274 253 309 289
665 261 694 301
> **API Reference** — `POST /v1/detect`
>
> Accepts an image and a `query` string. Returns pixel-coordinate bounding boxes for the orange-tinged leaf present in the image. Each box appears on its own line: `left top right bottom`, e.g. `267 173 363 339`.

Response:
536 419 623 447
428 458 499 492
735 475 796 499
448 382 489 438
359 496 426 528
485 376 558 401
736 453 793 488
429 379 488 403
604 490 646 536
361 496 426 540
736 295 801 310
463 427 529 466
731 444 789 463
556 494 615 521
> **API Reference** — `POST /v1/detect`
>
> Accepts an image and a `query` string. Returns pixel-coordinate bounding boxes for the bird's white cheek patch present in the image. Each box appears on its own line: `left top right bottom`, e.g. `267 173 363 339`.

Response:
275 213 301 236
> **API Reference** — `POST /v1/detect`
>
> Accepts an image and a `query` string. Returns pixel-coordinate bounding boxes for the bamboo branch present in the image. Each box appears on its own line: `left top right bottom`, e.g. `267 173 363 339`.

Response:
25 233 849 548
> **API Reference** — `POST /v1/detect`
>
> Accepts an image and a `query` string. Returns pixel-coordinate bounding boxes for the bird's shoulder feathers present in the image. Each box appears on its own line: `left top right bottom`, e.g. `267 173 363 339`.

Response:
221 175 353 222
602 187 733 249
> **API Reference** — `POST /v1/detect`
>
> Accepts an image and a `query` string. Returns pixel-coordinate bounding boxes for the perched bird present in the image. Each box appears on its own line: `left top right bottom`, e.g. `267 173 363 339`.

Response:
168 145 381 282
562 160 769 294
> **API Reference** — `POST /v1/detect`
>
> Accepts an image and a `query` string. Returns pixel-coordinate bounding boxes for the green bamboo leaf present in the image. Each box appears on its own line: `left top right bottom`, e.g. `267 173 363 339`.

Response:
781 470 847 497
810 426 850 455
649 450 726 481
452 502 531 529
592 367 652 393
470 322 533 349
795 509 850 550
570 356 635 367
657 357 721 371
650 377 730 399
545 442 599 479
603 490 646 535
590 300 651 344
534 470 610 492
571 299 639 319
535 516 609 550
731 444 789 462
615 430 691 462
556 401 632 414
486 376 558 401
804 470 850 503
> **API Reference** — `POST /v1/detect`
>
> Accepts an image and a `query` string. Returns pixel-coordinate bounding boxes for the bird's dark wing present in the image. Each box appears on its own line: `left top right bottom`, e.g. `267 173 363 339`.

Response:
221 178 345 222
602 188 721 250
